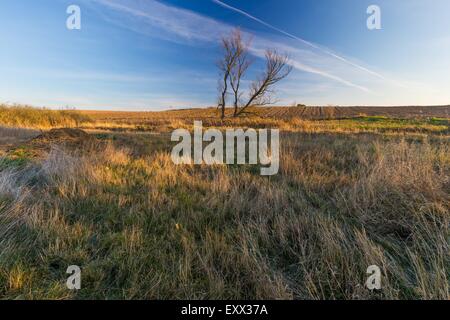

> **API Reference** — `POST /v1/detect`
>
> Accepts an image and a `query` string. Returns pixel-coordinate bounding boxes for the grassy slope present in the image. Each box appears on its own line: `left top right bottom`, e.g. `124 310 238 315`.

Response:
0 107 449 299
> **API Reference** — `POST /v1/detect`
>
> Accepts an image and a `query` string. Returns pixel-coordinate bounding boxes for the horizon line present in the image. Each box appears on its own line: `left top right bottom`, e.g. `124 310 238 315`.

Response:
2 102 450 113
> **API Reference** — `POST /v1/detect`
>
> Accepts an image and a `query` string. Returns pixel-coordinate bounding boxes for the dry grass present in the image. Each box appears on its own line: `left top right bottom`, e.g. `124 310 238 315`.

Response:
1 104 449 135
0 105 448 299
78 107 450 136
0 105 92 129
0 127 448 299
0 126 40 145
0 126 40 159
82 105 450 121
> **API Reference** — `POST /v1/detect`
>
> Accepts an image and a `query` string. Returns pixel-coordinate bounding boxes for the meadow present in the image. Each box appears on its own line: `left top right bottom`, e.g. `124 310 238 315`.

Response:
0 105 449 299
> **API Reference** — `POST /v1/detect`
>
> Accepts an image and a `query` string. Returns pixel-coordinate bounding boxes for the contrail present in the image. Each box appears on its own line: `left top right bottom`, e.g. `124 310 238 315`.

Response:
248 47 371 93
212 0 387 80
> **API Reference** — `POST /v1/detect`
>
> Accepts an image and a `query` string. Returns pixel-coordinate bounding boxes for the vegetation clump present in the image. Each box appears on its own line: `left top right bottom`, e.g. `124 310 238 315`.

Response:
0 105 92 129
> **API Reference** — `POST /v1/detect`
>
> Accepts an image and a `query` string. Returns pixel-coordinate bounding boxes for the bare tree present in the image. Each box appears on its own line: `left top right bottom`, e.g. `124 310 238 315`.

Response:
235 50 292 117
217 29 292 118
217 29 243 119
229 32 252 117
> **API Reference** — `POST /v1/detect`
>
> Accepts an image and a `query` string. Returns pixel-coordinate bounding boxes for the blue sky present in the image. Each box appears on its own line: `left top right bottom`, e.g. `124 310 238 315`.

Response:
0 0 449 110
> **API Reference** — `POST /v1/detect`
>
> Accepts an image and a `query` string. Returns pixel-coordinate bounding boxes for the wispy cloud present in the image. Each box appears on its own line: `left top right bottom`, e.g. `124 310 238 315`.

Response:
41 69 152 83
212 0 386 81
90 0 228 43
90 0 378 93
248 45 371 93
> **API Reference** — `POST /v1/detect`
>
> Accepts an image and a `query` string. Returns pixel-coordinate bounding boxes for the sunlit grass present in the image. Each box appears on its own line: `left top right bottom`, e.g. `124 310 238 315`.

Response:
0 105 93 129
0 105 448 299
0 130 448 299
1 105 449 136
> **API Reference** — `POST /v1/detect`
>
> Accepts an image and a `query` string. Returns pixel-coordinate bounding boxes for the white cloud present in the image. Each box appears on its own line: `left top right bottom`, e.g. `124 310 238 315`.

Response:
212 0 386 80
90 0 228 43
80 0 450 106
90 0 378 93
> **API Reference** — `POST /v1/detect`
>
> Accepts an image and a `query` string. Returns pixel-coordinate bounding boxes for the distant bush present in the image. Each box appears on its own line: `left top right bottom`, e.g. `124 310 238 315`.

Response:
0 105 93 129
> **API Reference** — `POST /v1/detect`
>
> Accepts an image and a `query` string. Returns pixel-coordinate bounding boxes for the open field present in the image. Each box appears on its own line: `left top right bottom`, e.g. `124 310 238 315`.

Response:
78 105 450 134
0 105 449 299
83 105 450 122
2 104 449 132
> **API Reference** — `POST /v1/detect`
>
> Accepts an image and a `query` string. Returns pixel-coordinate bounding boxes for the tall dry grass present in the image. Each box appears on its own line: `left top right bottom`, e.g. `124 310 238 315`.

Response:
0 105 92 129
0 126 40 154
0 131 448 299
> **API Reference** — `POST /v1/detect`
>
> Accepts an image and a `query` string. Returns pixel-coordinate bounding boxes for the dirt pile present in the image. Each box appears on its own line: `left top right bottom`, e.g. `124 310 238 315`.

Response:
35 128 91 141
32 128 95 148
8 128 97 159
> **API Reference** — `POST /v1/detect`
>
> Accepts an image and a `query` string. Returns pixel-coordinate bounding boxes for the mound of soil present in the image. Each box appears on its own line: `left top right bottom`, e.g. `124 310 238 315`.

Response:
35 128 91 141
33 127 95 147
8 128 97 159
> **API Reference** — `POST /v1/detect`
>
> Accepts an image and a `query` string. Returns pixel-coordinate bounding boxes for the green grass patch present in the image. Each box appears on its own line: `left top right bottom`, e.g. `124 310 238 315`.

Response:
331 116 450 133
0 147 33 169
